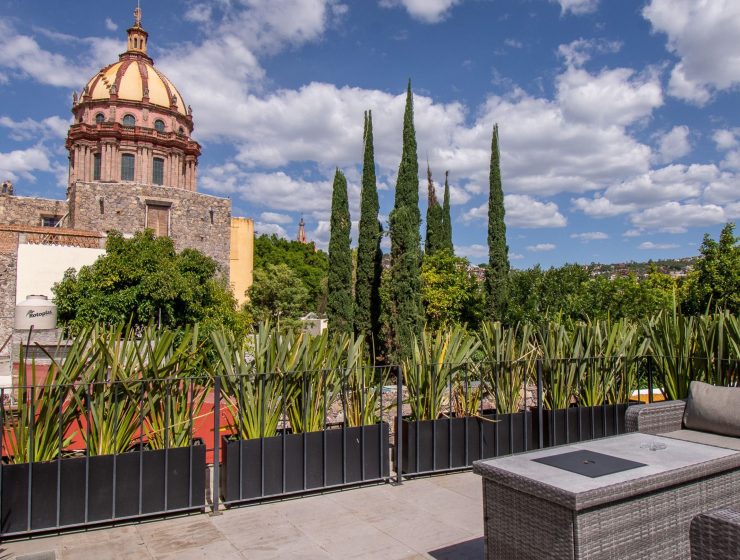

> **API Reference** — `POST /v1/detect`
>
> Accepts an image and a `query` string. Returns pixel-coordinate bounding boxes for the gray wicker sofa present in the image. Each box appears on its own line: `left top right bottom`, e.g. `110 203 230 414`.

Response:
626 381 740 560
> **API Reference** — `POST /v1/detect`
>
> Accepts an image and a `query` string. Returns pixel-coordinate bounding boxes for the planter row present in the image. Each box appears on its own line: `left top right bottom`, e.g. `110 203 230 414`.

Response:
1 445 206 536
221 422 390 503
398 404 628 475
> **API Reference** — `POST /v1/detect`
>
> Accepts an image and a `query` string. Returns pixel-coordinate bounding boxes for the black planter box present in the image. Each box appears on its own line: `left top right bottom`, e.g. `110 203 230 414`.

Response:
398 411 537 475
1 445 206 536
221 422 390 503
541 404 628 448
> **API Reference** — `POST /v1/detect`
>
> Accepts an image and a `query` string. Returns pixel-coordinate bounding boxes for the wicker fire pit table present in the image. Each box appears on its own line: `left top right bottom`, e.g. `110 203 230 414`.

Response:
473 432 740 560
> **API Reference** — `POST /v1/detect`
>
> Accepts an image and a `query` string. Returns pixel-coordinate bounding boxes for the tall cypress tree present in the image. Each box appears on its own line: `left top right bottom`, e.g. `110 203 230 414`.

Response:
424 163 445 255
354 111 383 345
485 123 510 321
327 168 353 334
441 170 453 253
389 81 423 359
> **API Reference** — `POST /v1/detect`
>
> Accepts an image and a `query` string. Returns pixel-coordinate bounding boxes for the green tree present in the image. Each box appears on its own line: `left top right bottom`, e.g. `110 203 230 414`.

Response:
247 263 309 328
389 81 423 360
327 168 353 333
253 234 328 311
421 250 483 329
52 230 247 335
441 170 453 253
684 222 740 313
354 111 383 346
485 123 509 321
424 164 445 255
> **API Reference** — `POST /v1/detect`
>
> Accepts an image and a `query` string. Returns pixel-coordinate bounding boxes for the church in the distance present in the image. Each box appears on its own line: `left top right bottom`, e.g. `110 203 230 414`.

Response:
0 7 253 381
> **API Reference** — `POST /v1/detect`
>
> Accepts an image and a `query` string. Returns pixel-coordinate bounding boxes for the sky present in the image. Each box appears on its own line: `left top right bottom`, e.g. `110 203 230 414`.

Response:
0 0 738 268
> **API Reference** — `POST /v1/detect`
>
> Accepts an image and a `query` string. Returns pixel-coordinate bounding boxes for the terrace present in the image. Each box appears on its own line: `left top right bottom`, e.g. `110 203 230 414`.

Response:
0 320 737 559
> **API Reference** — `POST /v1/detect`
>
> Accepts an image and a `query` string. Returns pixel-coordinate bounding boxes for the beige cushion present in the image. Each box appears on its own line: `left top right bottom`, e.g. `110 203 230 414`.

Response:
683 381 740 437
661 429 740 451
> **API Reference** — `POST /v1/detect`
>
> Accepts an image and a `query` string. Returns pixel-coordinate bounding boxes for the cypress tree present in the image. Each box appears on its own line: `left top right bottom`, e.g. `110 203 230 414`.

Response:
485 123 510 321
354 111 383 345
442 170 453 252
327 168 353 334
424 163 445 255
389 81 423 359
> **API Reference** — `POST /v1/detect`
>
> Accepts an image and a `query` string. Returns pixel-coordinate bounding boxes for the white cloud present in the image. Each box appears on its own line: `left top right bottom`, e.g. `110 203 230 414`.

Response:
623 229 644 237
557 38 622 67
571 195 636 217
254 222 289 238
713 129 738 151
455 244 488 259
551 0 599 15
570 231 609 241
462 195 567 228
638 241 680 250
0 115 70 141
184 4 212 23
0 145 53 182
379 0 461 23
510 253 525 260
631 202 728 229
504 39 523 49
527 243 556 252
656 125 691 163
259 212 293 224
643 0 740 104
104 18 118 32
556 66 663 127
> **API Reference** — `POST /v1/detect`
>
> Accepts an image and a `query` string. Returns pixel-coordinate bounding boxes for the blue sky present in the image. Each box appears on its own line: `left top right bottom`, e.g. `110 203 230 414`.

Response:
0 0 738 267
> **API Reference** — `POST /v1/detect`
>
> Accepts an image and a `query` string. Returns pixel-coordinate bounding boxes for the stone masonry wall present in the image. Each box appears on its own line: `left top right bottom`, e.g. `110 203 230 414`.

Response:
69 181 231 272
0 194 69 227
0 230 18 354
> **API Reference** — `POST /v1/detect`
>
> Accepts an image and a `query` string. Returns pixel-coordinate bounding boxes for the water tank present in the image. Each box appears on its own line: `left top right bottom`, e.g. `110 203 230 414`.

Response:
14 295 57 330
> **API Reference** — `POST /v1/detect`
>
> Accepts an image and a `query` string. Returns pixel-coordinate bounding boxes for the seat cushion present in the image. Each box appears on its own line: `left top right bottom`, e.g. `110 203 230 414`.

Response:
683 381 740 437
661 429 740 451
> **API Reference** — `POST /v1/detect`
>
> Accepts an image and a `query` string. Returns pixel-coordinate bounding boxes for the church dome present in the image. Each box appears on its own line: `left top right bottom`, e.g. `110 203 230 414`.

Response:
81 6 187 116
84 60 187 116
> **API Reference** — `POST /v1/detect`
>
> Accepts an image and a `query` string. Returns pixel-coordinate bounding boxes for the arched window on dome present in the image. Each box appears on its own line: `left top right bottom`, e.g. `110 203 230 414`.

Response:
122 114 136 127
178 126 184 135
95 113 105 125
154 120 165 133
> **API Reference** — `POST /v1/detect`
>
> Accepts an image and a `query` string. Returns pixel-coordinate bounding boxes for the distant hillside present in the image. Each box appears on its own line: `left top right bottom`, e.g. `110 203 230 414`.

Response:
584 256 698 280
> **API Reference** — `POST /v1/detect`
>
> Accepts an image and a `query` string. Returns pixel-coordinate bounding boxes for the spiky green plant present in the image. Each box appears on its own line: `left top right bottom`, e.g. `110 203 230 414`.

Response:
4 328 100 464
477 321 536 413
537 320 590 410
404 326 480 421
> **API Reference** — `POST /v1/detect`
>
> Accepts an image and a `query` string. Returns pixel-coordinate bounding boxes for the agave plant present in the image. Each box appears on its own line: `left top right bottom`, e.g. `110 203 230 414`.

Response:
141 325 208 450
403 326 480 421
3 328 100 464
537 320 590 410
477 322 536 414
341 336 388 428
579 318 647 406
71 323 152 456
643 309 700 400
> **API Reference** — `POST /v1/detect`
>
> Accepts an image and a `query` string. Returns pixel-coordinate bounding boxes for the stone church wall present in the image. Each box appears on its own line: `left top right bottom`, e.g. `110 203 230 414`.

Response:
0 194 69 227
69 182 231 272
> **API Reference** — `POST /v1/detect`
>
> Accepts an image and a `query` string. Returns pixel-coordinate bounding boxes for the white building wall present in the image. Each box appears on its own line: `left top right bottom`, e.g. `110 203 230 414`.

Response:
15 243 104 302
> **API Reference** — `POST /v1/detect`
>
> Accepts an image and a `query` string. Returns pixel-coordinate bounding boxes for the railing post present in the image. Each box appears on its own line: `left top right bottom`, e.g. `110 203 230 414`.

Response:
210 376 222 516
537 358 543 450
395 364 403 485
646 356 654 404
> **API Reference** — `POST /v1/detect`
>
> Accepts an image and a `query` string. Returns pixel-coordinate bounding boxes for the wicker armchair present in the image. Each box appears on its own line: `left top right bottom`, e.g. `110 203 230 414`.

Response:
690 507 740 560
625 400 686 435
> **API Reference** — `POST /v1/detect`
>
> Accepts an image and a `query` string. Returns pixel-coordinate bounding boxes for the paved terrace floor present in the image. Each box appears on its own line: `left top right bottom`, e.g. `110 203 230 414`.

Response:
1 472 484 560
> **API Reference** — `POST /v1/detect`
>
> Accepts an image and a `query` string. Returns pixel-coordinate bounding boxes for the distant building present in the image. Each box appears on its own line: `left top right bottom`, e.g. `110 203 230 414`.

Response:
0 7 253 385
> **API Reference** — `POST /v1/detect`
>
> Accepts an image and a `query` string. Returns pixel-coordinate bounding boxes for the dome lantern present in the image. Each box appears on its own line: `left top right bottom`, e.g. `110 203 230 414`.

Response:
125 4 150 60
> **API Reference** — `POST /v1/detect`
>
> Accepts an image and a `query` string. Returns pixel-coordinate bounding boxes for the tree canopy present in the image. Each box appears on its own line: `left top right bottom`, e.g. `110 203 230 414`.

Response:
247 263 310 328
53 230 246 334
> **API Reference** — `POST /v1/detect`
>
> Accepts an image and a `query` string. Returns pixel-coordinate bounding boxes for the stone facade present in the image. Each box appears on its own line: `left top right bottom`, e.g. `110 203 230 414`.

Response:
0 231 18 355
0 194 69 228
69 181 231 272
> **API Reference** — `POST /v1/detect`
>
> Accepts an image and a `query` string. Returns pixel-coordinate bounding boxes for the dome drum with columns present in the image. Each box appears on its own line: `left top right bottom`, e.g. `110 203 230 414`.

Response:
65 6 200 191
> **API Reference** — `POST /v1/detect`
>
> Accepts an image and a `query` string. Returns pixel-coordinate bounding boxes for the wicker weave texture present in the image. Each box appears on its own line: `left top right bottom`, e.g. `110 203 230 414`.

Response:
690 507 740 560
625 400 686 434
483 468 740 560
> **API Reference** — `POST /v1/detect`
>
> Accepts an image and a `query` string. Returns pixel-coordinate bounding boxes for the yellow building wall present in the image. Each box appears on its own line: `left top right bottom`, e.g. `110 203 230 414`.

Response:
229 217 254 307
